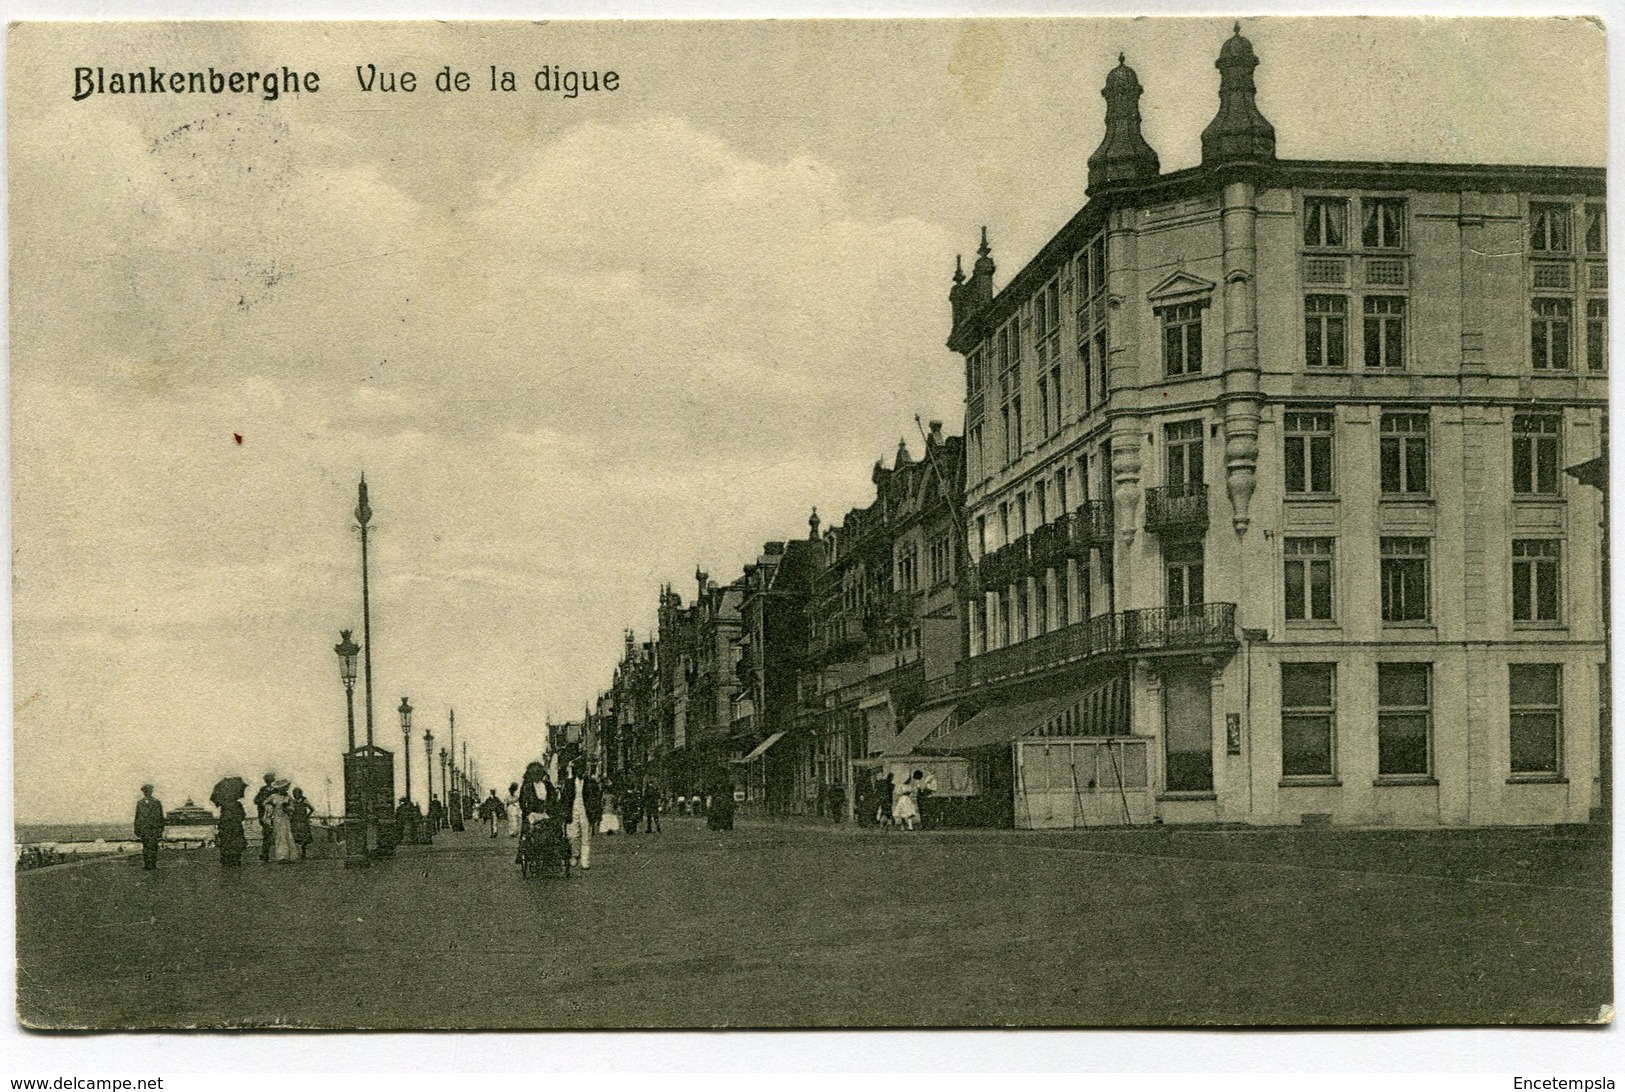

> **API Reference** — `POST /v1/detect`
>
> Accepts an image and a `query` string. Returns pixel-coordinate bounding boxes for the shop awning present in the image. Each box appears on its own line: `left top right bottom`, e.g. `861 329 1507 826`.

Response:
732 731 786 764
880 704 958 757
920 693 1083 753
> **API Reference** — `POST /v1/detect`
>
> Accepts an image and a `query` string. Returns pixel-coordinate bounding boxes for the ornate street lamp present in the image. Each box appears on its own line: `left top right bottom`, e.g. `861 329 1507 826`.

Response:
334 630 360 752
398 696 414 805
423 727 436 819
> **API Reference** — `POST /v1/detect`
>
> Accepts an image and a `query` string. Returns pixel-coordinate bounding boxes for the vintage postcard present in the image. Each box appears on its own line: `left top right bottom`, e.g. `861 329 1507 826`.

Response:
9 17 1611 1030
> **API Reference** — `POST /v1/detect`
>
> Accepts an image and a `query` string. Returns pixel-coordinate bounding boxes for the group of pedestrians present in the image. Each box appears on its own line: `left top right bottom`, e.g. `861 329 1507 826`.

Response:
861 768 938 830
212 773 314 867
131 773 316 872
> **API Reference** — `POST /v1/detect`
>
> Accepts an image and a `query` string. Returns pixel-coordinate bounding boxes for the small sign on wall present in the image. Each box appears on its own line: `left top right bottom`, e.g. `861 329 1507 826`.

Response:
1226 713 1242 755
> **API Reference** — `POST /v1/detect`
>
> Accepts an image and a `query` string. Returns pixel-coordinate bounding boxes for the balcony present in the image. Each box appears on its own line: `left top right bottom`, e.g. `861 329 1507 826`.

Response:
1121 602 1237 656
947 602 1237 694
1144 483 1209 537
1069 499 1114 554
1030 518 1069 566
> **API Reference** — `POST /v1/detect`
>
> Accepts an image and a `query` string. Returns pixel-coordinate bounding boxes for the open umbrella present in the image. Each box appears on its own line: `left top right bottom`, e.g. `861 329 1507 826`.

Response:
210 776 247 808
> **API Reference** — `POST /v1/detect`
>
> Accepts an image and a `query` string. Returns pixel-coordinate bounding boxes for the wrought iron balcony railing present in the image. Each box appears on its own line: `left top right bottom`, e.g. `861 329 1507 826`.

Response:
927 602 1237 697
1144 483 1209 537
1073 499 1114 551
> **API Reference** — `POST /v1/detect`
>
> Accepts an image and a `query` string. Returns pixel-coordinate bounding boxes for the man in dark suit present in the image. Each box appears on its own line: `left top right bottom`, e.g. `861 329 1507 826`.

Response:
252 773 276 862
641 780 662 834
133 784 165 870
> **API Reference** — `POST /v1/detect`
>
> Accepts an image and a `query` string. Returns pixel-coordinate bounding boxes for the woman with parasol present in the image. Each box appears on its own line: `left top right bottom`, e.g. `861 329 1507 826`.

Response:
210 776 249 867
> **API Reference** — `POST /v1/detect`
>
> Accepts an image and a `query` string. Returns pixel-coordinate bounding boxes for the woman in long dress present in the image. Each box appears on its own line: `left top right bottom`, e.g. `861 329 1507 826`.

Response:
892 775 920 831
504 782 522 838
212 778 248 867
266 779 297 862
289 788 315 858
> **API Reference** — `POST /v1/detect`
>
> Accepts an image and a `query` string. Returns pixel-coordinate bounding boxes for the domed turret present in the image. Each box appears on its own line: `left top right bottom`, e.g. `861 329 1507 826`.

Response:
1087 53 1161 190
1201 23 1276 168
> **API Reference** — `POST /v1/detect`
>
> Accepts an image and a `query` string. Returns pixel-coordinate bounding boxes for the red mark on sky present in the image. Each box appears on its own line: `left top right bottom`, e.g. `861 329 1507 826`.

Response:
234 434 243 444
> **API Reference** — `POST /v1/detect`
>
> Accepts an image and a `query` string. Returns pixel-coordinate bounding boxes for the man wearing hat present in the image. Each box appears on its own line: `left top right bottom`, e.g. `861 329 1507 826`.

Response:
253 773 276 862
133 784 166 871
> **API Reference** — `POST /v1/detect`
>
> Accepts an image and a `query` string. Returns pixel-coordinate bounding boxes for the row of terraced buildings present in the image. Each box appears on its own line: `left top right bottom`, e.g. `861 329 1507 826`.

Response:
561 25 1609 829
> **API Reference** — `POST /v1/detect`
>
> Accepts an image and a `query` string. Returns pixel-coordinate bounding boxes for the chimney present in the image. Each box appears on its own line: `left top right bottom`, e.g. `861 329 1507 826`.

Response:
1201 23 1277 168
1087 53 1161 191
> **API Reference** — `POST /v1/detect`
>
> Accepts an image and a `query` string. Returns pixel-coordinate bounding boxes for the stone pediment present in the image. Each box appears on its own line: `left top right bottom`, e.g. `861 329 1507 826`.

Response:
1146 269 1217 306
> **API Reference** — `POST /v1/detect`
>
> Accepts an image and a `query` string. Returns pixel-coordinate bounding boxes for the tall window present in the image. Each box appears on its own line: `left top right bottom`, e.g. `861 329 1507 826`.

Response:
998 502 1010 547
1588 299 1608 372
1284 537 1334 622
1512 539 1562 623
1035 481 1048 526
1055 467 1069 513
1033 580 1049 637
1014 582 1028 643
928 534 951 588
1077 234 1108 408
1164 419 1205 489
1363 296 1406 369
1162 303 1204 377
1304 295 1347 368
967 347 984 396
1509 664 1562 777
975 515 987 558
1362 198 1406 249
969 422 984 481
998 319 1022 465
1034 278 1063 437
1380 537 1430 623
1165 541 1204 608
1531 298 1573 370
1380 412 1429 495
1529 202 1573 253
1585 204 1607 254
1377 663 1432 778
1304 196 1348 248
1281 663 1335 778
1284 411 1335 495
1512 413 1562 495
1055 565 1070 626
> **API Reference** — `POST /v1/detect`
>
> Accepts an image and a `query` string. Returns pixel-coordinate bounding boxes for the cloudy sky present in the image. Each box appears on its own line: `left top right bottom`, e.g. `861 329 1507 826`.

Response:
9 18 1603 823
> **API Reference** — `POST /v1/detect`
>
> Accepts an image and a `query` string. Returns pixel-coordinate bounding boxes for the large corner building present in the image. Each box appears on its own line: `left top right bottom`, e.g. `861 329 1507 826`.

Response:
934 26 1608 827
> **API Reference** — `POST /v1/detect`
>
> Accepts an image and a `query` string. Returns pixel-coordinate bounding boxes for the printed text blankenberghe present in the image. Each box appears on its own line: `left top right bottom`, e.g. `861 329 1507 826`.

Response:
74 66 318 101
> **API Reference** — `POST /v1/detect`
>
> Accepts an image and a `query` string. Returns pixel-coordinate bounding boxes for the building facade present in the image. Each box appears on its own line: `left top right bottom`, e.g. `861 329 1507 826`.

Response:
930 26 1606 828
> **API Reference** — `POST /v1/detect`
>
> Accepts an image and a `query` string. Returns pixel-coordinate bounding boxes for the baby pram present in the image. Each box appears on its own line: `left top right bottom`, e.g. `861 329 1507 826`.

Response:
519 813 571 879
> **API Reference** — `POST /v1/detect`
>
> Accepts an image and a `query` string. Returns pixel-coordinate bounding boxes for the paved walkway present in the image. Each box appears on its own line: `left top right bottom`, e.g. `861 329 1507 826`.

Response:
15 818 1610 1028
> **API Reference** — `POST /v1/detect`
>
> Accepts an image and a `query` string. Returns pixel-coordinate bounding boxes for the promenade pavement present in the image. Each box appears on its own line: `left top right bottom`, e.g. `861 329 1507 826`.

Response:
15 817 1610 1028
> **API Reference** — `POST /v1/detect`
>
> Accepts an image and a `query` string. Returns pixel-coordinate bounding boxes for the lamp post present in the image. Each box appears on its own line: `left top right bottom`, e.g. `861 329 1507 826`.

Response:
334 630 360 752
398 696 414 805
333 629 366 868
356 476 376 748
423 727 436 829
439 747 449 827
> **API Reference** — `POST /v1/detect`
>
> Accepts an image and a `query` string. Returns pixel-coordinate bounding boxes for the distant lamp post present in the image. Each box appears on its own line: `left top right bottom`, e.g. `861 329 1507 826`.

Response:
398 696 414 805
440 747 450 824
335 630 360 752
424 728 436 824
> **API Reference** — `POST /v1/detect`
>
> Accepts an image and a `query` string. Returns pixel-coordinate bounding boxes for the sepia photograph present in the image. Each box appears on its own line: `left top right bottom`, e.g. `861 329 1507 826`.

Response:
7 15 1612 1031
